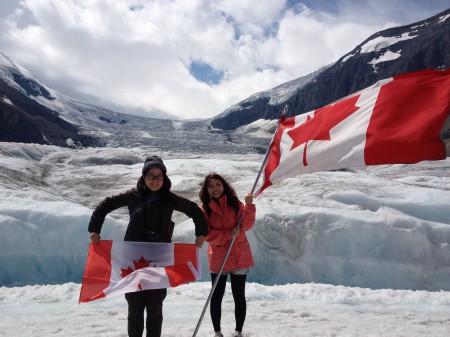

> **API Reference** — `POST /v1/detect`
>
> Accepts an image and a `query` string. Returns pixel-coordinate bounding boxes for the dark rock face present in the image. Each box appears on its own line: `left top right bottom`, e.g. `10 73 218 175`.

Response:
11 73 53 100
0 81 98 147
211 8 450 130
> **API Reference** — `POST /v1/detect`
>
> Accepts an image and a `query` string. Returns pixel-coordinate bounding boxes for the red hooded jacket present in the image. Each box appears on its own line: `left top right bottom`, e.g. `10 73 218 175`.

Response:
202 195 256 273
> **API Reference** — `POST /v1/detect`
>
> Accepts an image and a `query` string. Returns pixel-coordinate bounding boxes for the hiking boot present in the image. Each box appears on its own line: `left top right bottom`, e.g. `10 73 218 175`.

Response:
214 332 224 337
232 332 243 337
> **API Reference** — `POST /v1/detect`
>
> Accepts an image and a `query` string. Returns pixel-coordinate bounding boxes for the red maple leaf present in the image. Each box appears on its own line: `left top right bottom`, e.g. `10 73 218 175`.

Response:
120 266 134 278
120 256 151 278
287 94 360 166
134 256 151 270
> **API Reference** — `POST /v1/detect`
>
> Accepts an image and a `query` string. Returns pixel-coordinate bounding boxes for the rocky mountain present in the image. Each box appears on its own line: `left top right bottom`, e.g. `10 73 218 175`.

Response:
0 52 272 153
0 52 204 149
0 59 97 148
211 8 450 130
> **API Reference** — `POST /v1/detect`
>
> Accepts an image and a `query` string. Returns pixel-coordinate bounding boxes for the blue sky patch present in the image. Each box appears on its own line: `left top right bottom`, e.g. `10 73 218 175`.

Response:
189 61 224 85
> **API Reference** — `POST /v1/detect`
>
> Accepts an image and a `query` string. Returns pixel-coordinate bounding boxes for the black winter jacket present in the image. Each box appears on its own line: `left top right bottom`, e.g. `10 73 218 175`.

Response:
88 176 208 242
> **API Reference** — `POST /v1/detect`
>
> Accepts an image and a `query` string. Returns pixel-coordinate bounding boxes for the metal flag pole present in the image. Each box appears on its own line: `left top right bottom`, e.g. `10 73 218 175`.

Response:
192 105 288 337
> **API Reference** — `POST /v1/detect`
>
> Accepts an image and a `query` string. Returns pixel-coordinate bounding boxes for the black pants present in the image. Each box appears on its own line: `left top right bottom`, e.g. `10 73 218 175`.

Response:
210 273 247 333
125 289 167 337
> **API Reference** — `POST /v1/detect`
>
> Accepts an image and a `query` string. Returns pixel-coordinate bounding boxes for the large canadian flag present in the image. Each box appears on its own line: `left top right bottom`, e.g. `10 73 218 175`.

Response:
255 69 450 196
79 241 201 303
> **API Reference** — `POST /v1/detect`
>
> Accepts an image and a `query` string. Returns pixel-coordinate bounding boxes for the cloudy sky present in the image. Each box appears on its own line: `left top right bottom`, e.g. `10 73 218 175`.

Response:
0 0 449 120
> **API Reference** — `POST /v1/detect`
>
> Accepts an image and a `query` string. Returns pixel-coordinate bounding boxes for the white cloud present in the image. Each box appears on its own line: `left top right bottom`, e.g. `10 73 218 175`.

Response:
0 0 448 119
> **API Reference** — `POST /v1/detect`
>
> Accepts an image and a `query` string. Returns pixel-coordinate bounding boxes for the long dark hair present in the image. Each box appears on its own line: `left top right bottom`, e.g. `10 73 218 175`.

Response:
199 173 239 216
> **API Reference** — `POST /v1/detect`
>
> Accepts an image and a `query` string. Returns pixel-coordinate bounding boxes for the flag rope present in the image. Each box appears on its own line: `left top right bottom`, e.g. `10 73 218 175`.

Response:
191 105 288 337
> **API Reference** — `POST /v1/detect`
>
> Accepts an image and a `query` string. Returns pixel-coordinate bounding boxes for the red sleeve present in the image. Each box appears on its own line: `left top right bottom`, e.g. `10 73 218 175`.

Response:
238 202 256 231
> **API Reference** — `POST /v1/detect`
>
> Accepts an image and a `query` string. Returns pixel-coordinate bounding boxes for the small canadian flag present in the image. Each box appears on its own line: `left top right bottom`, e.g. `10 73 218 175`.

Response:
79 241 200 303
255 69 450 196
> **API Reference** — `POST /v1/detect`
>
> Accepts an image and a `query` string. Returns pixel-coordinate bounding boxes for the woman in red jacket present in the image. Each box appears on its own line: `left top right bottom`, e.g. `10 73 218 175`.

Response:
199 173 256 337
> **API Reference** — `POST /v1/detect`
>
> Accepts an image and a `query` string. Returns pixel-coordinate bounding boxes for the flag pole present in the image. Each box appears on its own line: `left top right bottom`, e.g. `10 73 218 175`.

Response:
192 105 288 337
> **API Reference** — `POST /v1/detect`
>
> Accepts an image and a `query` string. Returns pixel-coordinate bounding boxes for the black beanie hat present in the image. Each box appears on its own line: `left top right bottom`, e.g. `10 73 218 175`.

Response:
142 155 167 175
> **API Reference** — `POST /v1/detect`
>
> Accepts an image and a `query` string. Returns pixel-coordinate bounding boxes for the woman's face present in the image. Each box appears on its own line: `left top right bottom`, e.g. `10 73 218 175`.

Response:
144 167 164 192
207 178 224 199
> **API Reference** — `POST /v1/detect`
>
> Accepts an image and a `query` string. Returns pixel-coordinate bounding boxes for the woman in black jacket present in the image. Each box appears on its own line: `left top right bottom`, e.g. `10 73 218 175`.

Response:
88 155 207 337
